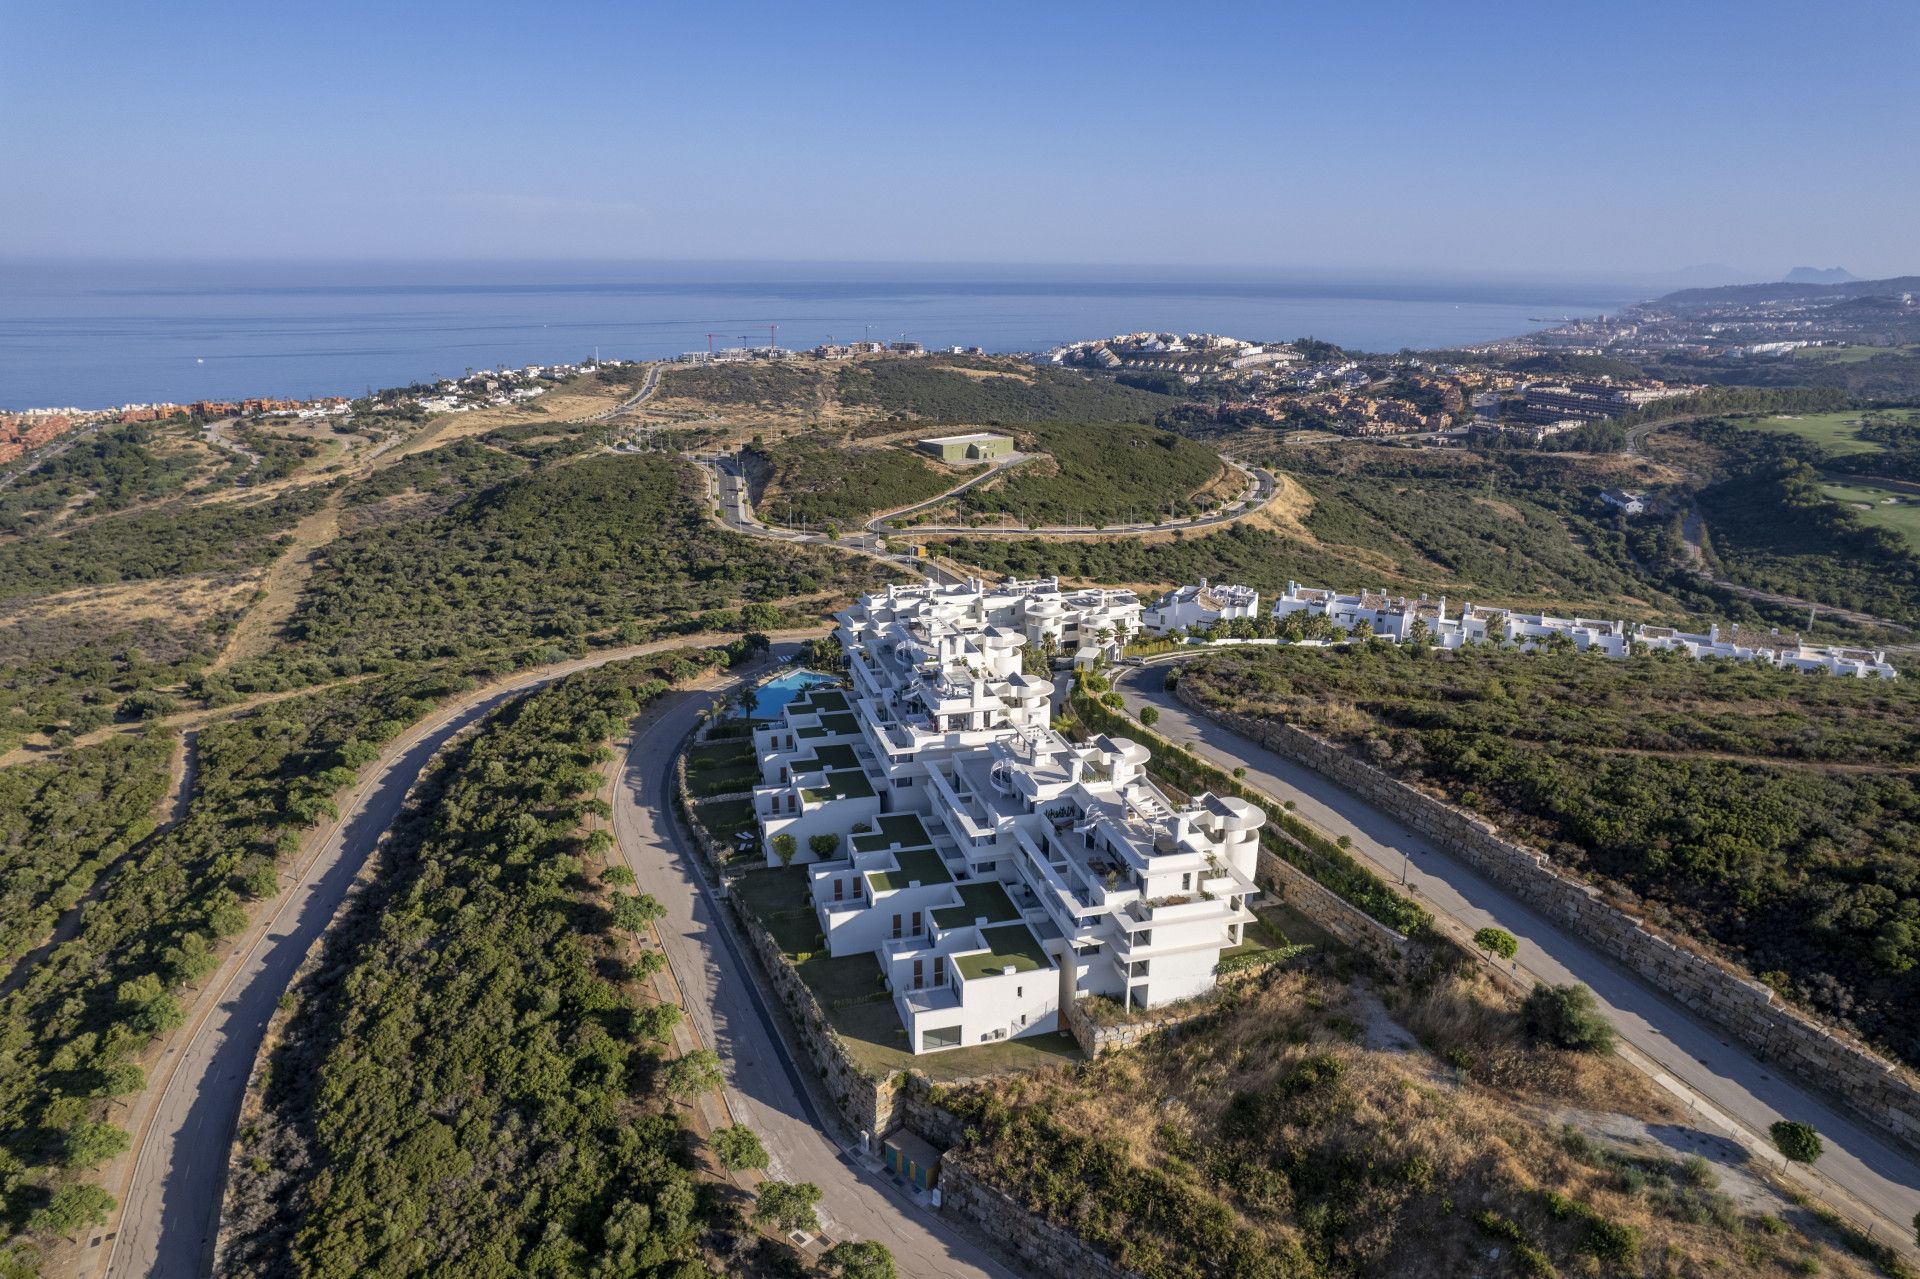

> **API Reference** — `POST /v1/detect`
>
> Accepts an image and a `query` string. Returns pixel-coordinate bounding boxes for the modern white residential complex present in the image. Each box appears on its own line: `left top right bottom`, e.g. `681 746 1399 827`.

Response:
752 577 1267 1053
1260 581 1897 677
1141 580 1262 634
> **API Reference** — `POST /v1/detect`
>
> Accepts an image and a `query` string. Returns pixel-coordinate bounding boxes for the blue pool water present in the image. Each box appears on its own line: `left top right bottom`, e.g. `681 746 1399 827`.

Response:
735 668 838 719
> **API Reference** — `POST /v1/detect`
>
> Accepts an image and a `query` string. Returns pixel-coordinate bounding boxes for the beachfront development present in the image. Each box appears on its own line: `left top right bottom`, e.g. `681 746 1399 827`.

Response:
751 578 1265 1052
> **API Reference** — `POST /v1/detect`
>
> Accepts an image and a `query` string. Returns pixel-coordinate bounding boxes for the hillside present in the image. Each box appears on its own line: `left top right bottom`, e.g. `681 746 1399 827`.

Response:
1179 643 1920 1068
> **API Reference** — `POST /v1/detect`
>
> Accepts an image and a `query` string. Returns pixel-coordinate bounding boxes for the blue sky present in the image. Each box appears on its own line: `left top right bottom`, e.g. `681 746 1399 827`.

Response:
3 0 1914 277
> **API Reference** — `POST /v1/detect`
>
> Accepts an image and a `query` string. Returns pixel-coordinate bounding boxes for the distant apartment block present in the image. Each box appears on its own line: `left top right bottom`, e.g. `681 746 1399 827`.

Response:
1265 581 1896 677
750 578 1268 1053
1142 580 1262 634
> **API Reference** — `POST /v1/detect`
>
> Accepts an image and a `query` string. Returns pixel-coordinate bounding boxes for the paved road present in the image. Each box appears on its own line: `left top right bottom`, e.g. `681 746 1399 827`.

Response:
95 631 828 1279
611 676 1015 1278
1113 663 1920 1244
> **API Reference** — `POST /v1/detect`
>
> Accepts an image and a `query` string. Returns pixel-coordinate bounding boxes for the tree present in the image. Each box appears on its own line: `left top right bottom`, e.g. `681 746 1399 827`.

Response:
772 832 797 865
661 1049 724 1098
611 893 666 933
1522 983 1614 1053
1138 705 1159 728
28 1183 115 1238
1473 926 1518 961
822 1240 899 1279
603 864 635 887
61 1119 131 1169
711 1124 768 1171
756 1180 822 1233
1770 1119 1823 1165
808 832 840 858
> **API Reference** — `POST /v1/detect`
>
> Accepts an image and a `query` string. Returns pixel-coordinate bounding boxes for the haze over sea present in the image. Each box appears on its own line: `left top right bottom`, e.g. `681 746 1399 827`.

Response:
0 260 1650 409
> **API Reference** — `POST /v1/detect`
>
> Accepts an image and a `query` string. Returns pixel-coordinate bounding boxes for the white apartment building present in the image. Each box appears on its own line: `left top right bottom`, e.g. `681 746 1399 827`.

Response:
753 577 1140 863
753 578 1267 1054
1265 580 1893 676
1142 580 1262 634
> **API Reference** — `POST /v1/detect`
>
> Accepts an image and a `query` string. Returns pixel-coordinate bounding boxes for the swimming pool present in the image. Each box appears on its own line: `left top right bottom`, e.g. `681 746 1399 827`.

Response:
733 668 839 719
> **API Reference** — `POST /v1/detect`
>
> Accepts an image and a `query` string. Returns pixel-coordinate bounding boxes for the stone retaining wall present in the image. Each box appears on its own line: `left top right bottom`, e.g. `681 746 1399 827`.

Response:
1177 683 1920 1153
1062 993 1193 1057
1256 843 1412 975
730 893 902 1149
935 1153 1139 1279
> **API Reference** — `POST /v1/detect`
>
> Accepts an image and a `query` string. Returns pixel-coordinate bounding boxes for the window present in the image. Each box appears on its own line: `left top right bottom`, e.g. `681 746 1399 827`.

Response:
1181 872 1192 891
891 914 903 939
1016 986 1023 998
894 777 913 788
913 959 924 988
922 1024 961 1050
933 955 946 985
833 879 844 901
911 910 922 935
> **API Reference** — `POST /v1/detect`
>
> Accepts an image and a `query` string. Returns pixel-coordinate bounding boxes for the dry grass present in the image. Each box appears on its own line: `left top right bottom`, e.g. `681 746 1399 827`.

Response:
943 965 1873 1279
211 502 339 669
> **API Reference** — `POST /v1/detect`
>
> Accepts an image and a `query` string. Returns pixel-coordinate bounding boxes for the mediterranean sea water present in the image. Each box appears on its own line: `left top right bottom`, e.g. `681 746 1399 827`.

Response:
0 260 1651 409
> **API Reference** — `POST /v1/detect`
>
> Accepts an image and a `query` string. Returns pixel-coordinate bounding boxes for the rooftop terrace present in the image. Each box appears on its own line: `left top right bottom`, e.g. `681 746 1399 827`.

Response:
955 922 1051 981
867 846 953 892
933 882 1023 930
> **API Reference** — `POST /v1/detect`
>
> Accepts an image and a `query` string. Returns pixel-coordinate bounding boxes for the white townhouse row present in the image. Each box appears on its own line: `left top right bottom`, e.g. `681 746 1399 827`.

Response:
1247 581 1895 678
750 578 1268 1053
1140 579 1262 635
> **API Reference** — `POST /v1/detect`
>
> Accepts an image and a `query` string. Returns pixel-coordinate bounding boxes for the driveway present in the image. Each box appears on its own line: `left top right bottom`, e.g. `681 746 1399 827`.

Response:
611 677 1017 1278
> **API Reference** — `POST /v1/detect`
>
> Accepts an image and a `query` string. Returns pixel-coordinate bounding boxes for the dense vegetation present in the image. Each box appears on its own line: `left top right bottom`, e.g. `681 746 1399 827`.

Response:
222 649 774 1277
1648 348 1920 401
277 455 890 667
340 437 529 525
944 443 1680 606
0 730 174 967
0 668 470 1272
0 422 201 536
662 362 831 410
0 487 324 602
955 422 1222 527
1697 456 1920 622
1180 643 1920 1065
936 960 1852 1278
749 440 958 526
836 358 1170 424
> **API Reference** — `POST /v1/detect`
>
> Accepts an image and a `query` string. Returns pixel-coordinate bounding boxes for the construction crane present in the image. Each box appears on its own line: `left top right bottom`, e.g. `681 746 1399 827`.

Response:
704 333 725 355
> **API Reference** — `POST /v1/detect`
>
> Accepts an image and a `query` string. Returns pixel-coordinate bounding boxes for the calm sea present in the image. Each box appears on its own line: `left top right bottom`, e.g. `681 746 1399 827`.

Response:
0 261 1650 410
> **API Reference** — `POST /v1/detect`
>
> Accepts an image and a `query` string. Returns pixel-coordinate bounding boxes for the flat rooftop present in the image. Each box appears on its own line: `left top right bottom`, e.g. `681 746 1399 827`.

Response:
955 922 1051 981
919 431 1012 446
933 882 1022 930
867 846 953 892
853 813 933 854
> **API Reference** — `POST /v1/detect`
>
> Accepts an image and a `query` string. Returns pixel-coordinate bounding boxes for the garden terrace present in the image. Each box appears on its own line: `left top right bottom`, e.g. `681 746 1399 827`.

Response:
954 922 1050 981
933 883 1022 930
866 847 952 892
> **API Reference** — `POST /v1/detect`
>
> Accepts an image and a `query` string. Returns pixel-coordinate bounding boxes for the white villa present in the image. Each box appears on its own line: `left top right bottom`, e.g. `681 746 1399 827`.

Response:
752 578 1268 1053
1261 581 1894 677
1142 580 1261 634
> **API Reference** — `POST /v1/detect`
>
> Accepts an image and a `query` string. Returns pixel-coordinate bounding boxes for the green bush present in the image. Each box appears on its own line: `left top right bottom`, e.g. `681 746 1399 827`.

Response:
755 1180 822 1233
1769 1119 1824 1165
710 1124 769 1171
1522 983 1615 1053
1473 927 1518 961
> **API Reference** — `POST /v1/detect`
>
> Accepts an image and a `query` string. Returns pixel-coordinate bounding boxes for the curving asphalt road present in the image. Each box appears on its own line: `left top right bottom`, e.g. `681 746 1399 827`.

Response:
93 631 829 1279
1114 661 1920 1249
611 684 1016 1278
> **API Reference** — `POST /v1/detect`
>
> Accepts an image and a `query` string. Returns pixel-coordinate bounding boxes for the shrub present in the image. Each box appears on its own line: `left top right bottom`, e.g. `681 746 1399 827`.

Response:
602 864 635 886
1770 1119 1824 1165
773 832 797 864
808 832 840 858
711 1124 768 1171
27 1183 115 1238
1521 983 1615 1053
822 1240 898 1279
1138 705 1159 728
610 893 666 933
755 1180 822 1233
